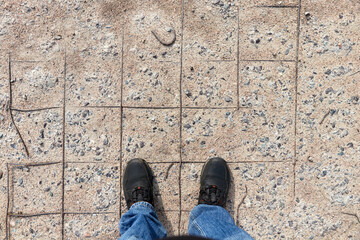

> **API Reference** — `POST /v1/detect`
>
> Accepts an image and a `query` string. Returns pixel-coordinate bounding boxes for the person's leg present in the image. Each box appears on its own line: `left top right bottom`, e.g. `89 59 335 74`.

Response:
119 201 166 240
119 158 167 240
188 204 253 240
187 157 253 240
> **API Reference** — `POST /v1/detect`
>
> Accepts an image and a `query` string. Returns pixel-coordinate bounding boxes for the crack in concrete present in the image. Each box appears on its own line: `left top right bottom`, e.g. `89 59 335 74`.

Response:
342 212 360 224
8 53 29 157
236 185 248 226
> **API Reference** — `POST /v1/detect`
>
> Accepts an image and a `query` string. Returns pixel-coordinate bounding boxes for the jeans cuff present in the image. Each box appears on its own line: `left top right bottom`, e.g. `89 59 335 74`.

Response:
129 201 155 211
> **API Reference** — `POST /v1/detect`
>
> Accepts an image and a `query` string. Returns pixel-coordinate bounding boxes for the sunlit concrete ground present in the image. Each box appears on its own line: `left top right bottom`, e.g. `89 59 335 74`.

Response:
0 0 359 239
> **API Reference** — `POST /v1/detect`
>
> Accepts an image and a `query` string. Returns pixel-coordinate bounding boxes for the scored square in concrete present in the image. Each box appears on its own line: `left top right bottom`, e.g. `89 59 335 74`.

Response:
180 162 293 212
65 108 120 163
64 3 122 106
65 1 122 63
182 60 237 107
294 161 359 240
121 163 180 212
230 162 293 211
9 214 62 240
182 109 239 163
238 7 298 60
239 61 296 109
122 108 180 163
64 213 120 239
11 59 64 110
297 103 360 164
12 108 63 163
183 0 238 61
295 159 360 208
5 0 65 61
123 0 182 61
297 1 360 172
182 108 294 162
64 163 120 213
238 208 295 240
299 0 360 63
291 200 360 239
10 163 62 215
66 58 121 107
297 62 360 163
297 60 359 109
123 61 180 107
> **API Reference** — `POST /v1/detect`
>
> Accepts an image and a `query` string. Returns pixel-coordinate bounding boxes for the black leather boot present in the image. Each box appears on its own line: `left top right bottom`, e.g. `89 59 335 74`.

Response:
198 157 231 207
123 158 154 209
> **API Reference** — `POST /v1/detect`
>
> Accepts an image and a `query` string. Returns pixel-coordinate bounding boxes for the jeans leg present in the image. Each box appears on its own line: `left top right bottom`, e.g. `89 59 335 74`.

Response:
188 204 254 240
119 202 167 240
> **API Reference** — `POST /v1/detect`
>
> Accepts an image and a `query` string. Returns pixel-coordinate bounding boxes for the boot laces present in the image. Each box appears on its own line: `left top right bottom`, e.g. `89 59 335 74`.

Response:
200 185 222 205
131 186 150 204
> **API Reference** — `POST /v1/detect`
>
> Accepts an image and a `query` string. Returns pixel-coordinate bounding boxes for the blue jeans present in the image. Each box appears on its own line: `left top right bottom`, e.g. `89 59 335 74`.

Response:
119 202 253 240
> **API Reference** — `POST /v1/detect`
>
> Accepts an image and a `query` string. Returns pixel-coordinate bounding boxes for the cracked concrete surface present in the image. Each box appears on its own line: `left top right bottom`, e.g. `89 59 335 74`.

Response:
0 0 359 239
